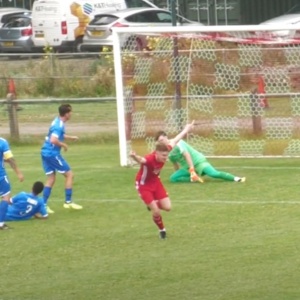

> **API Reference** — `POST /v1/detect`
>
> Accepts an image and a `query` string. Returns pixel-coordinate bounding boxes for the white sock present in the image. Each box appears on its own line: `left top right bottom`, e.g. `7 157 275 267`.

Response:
0 222 4 227
234 177 241 182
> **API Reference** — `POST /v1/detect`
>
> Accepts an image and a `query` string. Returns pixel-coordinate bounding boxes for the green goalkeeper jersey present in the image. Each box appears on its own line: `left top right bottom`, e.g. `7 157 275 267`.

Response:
169 140 207 168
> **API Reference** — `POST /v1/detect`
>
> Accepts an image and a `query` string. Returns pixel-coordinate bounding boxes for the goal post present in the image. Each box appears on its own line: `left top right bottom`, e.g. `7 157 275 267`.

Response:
112 24 300 166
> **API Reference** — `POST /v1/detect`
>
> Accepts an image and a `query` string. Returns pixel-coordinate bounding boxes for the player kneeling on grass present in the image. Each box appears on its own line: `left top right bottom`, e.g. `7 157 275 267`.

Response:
156 132 246 184
130 121 195 239
4 181 48 222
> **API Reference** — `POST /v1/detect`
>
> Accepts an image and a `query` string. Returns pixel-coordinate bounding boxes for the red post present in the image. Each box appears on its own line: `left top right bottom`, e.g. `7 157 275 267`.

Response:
257 76 269 108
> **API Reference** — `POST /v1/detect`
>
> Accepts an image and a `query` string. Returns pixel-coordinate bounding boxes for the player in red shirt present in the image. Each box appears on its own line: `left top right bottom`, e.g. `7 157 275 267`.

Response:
130 121 195 239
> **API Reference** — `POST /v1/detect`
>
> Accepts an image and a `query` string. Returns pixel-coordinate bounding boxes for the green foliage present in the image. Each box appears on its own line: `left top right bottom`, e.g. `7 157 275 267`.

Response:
2 144 300 300
0 54 116 99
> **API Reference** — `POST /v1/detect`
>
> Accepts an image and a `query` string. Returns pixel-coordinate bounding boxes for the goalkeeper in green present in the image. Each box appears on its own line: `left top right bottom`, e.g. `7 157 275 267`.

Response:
155 131 246 183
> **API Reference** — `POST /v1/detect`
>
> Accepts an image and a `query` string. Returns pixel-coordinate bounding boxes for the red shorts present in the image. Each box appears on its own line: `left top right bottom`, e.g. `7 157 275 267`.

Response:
136 180 168 205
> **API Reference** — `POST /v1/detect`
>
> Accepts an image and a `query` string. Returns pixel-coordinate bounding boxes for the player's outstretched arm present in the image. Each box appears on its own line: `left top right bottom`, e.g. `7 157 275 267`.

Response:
182 151 194 170
182 151 202 182
169 120 195 148
5 157 24 182
130 151 146 164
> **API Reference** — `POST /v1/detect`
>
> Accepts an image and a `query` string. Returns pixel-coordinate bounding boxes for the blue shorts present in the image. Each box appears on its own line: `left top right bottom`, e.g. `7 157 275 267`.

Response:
0 176 11 197
41 154 71 175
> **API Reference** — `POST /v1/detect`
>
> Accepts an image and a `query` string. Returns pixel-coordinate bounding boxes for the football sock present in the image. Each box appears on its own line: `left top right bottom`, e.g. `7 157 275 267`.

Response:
218 172 235 181
65 188 72 203
0 201 9 223
234 177 241 182
203 165 235 181
153 215 164 230
43 186 52 204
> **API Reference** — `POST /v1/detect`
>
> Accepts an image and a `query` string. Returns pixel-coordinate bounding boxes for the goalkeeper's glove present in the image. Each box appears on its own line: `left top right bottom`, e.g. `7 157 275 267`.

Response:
189 167 204 183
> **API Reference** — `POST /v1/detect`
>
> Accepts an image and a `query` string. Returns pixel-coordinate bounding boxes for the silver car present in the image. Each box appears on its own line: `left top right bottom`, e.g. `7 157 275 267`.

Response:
259 4 300 38
81 8 202 52
0 13 34 53
0 7 29 28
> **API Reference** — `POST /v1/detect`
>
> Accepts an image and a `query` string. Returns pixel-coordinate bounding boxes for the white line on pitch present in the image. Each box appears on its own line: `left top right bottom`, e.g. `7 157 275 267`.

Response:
49 199 300 204
12 165 300 172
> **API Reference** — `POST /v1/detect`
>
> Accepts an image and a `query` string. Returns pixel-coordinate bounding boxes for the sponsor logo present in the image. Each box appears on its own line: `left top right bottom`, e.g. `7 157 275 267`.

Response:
34 5 58 13
83 3 93 15
94 2 122 9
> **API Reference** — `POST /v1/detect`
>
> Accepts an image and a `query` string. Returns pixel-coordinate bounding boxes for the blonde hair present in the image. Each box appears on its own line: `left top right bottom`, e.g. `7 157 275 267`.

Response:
155 142 170 152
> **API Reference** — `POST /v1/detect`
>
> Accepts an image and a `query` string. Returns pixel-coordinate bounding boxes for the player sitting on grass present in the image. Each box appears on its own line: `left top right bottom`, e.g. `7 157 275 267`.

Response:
156 132 246 183
5 181 48 222
130 121 195 239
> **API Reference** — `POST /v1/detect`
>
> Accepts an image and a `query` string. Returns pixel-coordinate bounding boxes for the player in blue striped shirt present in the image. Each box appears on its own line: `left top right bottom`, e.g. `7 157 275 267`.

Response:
0 137 24 230
5 181 48 221
41 104 82 214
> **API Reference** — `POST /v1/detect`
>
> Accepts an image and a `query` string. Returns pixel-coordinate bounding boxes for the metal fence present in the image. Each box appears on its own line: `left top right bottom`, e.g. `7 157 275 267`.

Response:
0 96 118 140
0 52 118 140
0 52 115 98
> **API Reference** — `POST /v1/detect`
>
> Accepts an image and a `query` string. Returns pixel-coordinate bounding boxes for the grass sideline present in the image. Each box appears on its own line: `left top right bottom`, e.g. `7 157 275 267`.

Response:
2 144 300 300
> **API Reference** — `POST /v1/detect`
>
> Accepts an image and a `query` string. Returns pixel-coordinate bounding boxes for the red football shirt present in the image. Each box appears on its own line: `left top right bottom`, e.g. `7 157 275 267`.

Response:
135 151 165 186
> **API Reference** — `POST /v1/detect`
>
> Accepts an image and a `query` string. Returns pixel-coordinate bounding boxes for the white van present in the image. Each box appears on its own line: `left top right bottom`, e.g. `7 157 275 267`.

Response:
31 0 157 52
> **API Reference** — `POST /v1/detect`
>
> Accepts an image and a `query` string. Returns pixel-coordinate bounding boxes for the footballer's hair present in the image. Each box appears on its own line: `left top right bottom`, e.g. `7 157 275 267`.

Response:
154 130 168 141
155 141 170 152
32 181 44 195
59 104 72 116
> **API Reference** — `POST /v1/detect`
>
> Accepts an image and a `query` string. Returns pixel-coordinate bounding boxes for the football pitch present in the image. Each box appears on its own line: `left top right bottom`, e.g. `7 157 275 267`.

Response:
2 143 300 300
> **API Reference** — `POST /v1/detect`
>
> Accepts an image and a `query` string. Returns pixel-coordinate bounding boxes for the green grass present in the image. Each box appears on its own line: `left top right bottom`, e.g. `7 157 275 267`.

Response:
0 102 117 123
2 144 300 300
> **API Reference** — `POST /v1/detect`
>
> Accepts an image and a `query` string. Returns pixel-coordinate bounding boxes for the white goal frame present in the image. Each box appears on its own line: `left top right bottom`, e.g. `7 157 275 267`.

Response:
112 24 300 166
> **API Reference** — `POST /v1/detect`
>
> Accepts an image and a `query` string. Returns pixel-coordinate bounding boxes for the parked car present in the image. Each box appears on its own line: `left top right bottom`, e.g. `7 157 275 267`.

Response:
259 4 300 38
80 7 203 52
31 0 158 52
0 13 34 53
0 7 29 28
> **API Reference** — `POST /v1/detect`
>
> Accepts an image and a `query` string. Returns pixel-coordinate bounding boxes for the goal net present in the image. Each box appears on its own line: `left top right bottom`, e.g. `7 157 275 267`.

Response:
112 24 300 166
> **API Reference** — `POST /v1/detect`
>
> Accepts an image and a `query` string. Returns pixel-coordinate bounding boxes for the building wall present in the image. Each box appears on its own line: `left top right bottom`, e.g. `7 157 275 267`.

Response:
0 0 33 9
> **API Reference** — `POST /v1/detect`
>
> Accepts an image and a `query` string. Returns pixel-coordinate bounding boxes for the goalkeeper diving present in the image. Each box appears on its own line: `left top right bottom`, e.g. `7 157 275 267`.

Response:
155 131 246 183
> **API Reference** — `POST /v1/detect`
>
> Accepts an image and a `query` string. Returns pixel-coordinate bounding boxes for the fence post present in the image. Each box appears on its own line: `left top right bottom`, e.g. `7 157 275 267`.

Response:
6 93 20 140
250 87 262 135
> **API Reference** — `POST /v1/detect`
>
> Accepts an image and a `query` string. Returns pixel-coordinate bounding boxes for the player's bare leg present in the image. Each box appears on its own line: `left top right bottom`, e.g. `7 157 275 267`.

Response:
62 170 82 210
158 197 171 212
